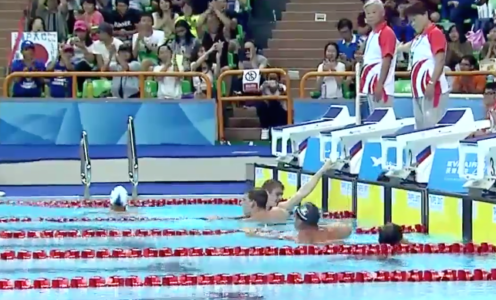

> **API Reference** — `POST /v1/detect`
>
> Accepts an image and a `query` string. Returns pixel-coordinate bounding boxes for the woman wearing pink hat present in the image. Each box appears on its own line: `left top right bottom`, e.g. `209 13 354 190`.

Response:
67 20 96 91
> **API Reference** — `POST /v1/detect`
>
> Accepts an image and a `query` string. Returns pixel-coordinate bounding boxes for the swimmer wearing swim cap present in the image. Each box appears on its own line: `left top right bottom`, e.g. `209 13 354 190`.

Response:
110 186 128 212
378 223 408 245
243 202 352 244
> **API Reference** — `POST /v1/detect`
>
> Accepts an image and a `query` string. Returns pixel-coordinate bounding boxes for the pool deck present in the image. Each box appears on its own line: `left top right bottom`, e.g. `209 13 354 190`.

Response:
0 145 274 191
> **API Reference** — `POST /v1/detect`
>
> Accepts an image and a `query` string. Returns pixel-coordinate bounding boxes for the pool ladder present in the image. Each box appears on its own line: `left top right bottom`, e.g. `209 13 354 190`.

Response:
128 116 139 201
80 131 91 199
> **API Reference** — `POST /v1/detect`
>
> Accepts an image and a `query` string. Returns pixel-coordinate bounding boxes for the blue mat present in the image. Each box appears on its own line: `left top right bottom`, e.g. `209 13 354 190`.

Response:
0 145 272 163
0 182 249 196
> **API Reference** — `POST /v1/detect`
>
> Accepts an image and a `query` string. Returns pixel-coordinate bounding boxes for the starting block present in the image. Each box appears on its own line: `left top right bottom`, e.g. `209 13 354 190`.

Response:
458 129 496 196
271 105 354 167
381 108 487 183
319 108 415 175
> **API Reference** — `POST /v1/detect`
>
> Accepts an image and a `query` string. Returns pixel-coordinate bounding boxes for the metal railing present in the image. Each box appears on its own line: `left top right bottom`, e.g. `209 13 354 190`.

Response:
216 68 292 140
80 130 91 200
127 116 139 201
3 72 213 98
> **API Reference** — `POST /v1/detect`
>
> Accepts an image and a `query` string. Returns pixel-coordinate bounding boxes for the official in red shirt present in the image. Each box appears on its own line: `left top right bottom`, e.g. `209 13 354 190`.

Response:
401 2 449 129
360 0 398 112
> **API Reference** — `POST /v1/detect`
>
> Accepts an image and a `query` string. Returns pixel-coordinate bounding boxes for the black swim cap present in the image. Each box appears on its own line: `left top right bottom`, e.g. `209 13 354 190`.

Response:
378 223 403 245
295 203 320 226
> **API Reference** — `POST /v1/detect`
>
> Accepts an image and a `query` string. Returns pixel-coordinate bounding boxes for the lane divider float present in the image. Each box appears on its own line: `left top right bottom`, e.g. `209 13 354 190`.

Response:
0 225 425 239
0 211 356 223
1 242 494 260
2 269 496 289
0 198 242 208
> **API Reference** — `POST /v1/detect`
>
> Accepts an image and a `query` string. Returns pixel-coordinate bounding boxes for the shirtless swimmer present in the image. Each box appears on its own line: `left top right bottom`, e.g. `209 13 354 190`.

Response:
243 202 352 244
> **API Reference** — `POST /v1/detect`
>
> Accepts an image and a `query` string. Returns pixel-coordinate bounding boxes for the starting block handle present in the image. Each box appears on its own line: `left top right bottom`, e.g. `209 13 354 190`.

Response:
127 116 139 200
80 131 91 200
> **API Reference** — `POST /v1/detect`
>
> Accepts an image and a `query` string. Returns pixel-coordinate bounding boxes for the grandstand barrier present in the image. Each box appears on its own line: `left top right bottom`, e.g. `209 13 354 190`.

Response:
3 72 213 99
216 68 292 140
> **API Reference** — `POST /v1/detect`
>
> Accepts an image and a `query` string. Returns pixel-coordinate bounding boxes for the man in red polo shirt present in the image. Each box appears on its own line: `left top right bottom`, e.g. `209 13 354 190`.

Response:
402 2 449 129
360 0 398 112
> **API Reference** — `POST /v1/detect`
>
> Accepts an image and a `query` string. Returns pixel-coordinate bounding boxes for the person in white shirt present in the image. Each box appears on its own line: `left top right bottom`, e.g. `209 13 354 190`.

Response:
132 12 166 70
152 0 178 37
316 42 346 99
91 23 124 69
153 44 184 98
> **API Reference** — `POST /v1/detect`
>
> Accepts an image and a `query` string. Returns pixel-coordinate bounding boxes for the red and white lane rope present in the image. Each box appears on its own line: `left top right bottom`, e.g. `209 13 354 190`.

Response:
1 242 494 260
0 225 426 239
2 269 496 289
0 198 241 208
0 211 356 223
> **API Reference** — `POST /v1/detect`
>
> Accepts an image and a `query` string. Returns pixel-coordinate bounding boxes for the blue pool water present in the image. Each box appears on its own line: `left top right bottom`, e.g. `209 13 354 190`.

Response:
1 200 496 300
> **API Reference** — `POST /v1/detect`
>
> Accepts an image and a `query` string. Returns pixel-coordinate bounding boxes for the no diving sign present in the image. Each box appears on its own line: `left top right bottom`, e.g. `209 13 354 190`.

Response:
242 69 261 93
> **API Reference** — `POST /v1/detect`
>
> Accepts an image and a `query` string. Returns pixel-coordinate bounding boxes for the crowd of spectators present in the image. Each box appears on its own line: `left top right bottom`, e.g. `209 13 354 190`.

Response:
14 0 258 98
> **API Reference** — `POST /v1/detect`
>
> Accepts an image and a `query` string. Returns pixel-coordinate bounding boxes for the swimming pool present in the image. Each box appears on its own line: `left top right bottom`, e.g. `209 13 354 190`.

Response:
1 197 496 300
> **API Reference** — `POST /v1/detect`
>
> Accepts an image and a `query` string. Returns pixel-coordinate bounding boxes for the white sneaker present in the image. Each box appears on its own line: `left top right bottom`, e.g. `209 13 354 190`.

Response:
261 129 269 140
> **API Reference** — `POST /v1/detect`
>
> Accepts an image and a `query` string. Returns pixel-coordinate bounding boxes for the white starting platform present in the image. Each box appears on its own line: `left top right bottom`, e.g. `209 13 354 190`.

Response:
318 108 415 175
458 131 496 195
271 105 354 167
381 108 488 183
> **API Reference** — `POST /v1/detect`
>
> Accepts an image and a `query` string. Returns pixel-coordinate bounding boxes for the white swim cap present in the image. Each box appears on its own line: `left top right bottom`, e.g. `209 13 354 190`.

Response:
110 186 128 207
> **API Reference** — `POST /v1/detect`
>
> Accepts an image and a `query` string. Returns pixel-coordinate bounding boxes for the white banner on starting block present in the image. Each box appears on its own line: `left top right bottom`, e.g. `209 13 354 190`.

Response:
11 32 59 66
242 69 261 93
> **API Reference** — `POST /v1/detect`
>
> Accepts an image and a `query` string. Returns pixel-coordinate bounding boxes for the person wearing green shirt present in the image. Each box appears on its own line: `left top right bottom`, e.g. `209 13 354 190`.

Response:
132 12 166 69
175 1 200 37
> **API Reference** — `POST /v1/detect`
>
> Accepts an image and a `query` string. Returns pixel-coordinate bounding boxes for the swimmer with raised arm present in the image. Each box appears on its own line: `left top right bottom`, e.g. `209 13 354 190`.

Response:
209 159 336 222
243 202 352 243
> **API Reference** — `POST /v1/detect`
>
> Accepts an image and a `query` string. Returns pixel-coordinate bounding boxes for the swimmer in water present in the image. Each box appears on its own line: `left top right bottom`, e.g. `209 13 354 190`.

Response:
378 222 408 245
210 159 335 222
110 186 128 212
243 202 352 244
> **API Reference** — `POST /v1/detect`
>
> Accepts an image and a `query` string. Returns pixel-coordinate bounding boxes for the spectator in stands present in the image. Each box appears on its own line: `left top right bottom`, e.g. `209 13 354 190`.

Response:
228 0 251 35
65 0 81 32
481 25 496 60
81 0 105 34
107 43 142 98
132 13 166 70
121 0 151 11
240 40 268 69
452 55 486 93
96 0 113 11
172 0 185 14
484 80 496 119
201 15 229 67
91 23 124 69
47 44 75 98
176 1 200 37
110 0 141 41
257 71 288 140
440 0 476 25
198 1 233 36
10 41 46 98
392 3 415 43
316 42 345 99
168 19 199 66
336 18 358 68
28 17 47 32
356 12 371 43
446 25 473 69
153 0 178 37
34 0 69 41
153 44 184 98
67 20 96 90
190 42 223 96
